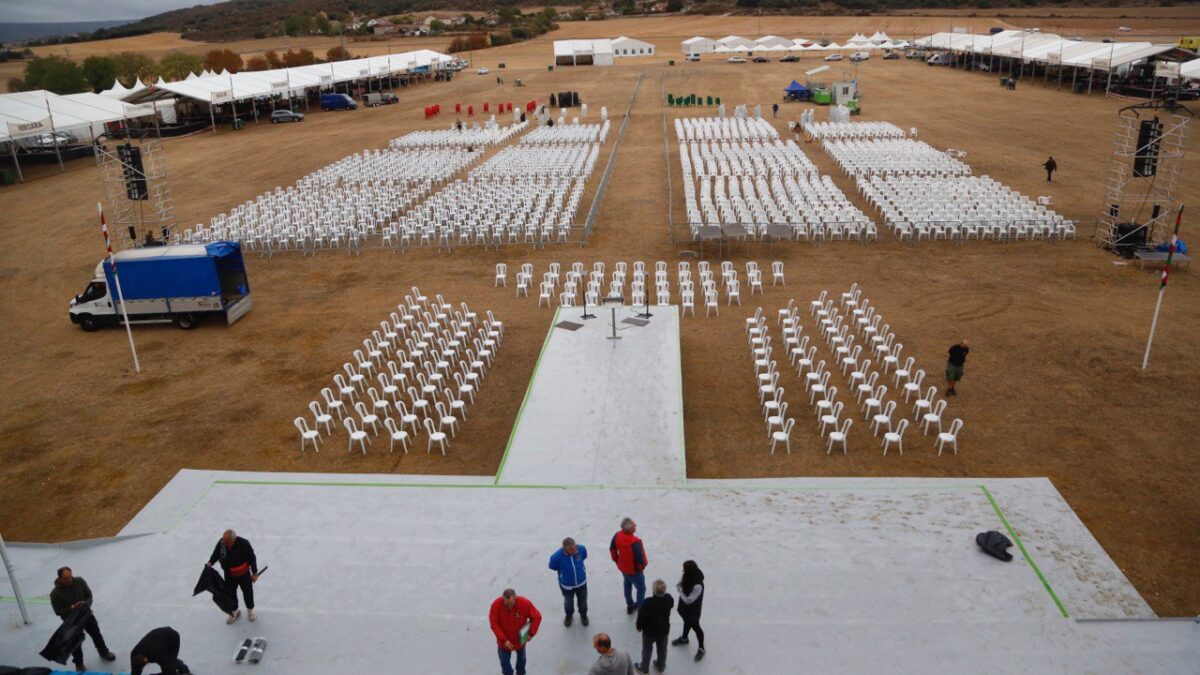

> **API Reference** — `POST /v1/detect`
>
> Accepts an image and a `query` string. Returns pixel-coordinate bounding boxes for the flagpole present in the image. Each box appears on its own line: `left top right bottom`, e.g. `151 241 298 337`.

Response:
100 202 141 373
0 530 30 625
1141 205 1184 370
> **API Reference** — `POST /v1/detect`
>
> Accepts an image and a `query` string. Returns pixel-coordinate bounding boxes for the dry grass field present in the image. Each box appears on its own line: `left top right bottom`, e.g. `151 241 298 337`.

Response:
2 16 1199 617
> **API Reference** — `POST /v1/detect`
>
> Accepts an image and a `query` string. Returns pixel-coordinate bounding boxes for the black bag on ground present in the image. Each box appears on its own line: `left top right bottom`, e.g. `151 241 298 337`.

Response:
38 601 90 664
976 530 1014 562
193 566 238 613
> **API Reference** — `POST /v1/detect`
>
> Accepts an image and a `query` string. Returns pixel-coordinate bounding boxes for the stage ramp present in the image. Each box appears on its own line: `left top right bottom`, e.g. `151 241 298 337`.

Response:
497 305 685 487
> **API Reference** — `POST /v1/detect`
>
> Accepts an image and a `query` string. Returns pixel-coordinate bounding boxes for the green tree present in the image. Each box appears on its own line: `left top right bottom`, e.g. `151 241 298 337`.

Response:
23 56 87 94
111 51 157 86
81 55 117 92
7 77 28 92
204 49 244 74
158 51 204 81
315 14 333 35
430 20 446 32
285 14 315 35
497 6 522 23
326 46 351 61
265 49 283 68
666 0 684 11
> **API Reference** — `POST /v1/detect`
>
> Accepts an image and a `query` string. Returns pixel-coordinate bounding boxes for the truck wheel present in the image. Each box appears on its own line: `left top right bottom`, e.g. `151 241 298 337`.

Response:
79 315 101 332
174 313 197 330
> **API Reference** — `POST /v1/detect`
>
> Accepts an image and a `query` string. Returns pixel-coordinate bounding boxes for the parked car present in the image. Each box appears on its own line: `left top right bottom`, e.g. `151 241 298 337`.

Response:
727 56 747 63
1117 26 1132 32
849 51 870 62
270 109 304 123
319 93 357 110
1068 35 1083 41
31 131 75 147
882 51 900 60
686 54 700 61
752 55 770 63
824 54 844 62
477 66 489 74
780 54 800 62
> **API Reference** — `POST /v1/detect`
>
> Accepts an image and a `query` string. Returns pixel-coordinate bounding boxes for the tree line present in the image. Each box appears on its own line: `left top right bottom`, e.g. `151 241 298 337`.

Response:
8 46 358 95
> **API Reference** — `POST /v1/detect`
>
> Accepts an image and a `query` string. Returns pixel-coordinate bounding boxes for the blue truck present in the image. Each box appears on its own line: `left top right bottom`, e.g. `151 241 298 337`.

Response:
320 92 357 110
69 242 252 331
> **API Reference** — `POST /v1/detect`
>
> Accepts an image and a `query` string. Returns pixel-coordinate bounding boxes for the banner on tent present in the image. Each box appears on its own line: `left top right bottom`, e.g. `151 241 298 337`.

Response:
125 103 156 118
359 68 369 76
953 26 969 34
8 116 50 136
271 80 288 92
1092 58 1112 71
211 89 233 104
320 75 333 85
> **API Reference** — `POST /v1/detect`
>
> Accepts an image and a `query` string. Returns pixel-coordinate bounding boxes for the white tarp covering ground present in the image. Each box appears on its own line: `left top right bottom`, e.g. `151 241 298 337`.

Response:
498 306 685 487
1 470 1195 674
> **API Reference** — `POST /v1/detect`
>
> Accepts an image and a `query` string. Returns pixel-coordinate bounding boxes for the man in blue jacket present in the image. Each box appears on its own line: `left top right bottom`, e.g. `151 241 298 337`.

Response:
548 537 588 627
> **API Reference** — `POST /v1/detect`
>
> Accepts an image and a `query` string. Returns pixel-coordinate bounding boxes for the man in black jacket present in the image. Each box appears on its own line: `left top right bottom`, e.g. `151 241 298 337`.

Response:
207 529 259 623
130 626 190 675
634 580 674 675
49 567 116 671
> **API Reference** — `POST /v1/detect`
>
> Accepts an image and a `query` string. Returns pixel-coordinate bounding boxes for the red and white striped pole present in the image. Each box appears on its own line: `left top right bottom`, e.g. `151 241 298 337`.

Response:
100 202 141 373
1141 205 1184 370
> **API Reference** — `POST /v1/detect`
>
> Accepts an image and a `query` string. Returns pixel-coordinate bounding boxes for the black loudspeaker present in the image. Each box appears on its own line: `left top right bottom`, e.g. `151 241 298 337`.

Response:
117 143 148 201
1114 222 1148 256
127 225 137 241
1133 117 1162 177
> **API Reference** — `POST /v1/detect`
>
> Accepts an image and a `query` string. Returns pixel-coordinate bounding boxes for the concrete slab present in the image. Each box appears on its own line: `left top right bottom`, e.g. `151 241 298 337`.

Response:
498 306 685 487
2 473 1194 674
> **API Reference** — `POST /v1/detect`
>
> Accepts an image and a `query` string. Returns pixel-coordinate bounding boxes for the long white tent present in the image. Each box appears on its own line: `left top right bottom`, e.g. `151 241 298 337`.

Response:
916 30 1181 71
0 89 156 143
123 49 455 105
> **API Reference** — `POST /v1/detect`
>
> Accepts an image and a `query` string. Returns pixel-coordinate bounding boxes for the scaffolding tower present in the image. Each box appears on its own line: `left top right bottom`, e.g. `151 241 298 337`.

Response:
1095 95 1191 249
96 139 177 250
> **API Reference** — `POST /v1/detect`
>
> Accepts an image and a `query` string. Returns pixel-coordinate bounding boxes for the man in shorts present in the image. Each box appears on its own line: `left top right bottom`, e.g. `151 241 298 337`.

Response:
946 340 969 396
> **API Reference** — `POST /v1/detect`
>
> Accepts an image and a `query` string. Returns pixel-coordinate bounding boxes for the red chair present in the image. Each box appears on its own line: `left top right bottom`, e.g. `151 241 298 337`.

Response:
455 103 461 114
483 102 489 113
467 105 474 117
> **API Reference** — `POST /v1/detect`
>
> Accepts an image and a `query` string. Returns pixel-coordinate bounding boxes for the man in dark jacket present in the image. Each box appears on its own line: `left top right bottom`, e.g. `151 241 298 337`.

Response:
49 567 116 671
635 580 674 674
609 518 648 614
1043 156 1057 182
945 339 970 396
207 529 259 623
130 626 190 675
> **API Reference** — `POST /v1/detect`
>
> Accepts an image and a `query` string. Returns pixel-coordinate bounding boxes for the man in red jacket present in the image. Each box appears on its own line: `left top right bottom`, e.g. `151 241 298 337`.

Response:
489 588 542 675
609 517 648 614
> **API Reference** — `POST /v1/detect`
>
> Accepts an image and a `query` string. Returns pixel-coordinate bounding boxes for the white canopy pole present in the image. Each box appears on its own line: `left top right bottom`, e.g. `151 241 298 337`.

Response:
0 529 30 625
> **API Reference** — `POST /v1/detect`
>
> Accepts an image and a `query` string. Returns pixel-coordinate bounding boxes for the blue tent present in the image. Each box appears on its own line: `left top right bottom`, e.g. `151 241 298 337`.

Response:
784 80 810 100
785 80 808 95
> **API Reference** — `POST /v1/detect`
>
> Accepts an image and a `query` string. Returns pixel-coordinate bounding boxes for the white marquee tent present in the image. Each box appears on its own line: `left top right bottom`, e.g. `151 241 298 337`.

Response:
681 36 717 56
717 35 757 50
553 39 614 66
756 35 794 49
611 36 655 57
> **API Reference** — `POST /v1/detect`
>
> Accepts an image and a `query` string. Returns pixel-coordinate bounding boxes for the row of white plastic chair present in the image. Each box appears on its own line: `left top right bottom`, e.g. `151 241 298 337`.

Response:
802 121 907 140
822 138 972 178
673 116 778 141
294 288 503 456
520 120 610 145
389 121 527 149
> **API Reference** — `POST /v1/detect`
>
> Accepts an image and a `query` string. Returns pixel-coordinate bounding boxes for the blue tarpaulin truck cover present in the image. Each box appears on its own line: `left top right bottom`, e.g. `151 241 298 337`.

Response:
102 242 243 301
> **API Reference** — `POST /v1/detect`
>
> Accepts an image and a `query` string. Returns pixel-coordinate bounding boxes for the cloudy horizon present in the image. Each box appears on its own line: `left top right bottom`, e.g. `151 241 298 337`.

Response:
4 0 226 23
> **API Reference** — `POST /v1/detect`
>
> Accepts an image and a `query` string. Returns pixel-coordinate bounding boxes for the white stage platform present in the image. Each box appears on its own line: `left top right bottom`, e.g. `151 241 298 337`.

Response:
498 306 685 486
2 470 1195 674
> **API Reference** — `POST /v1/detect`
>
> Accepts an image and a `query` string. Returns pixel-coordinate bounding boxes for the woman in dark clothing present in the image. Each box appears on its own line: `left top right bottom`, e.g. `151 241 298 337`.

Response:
671 560 705 661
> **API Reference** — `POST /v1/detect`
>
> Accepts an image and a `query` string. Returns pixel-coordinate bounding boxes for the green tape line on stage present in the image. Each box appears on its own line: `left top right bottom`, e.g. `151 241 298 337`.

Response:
206 479 984 492
494 305 560 484
981 484 1069 618
0 595 50 604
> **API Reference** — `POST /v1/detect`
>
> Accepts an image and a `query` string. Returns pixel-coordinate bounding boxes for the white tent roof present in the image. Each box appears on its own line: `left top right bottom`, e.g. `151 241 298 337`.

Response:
869 31 891 43
765 44 788 52
756 35 793 48
714 45 732 54
916 30 1183 71
1181 59 1200 80
122 49 454 105
0 90 157 142
612 36 654 50
718 35 756 48
847 33 870 44
682 36 714 46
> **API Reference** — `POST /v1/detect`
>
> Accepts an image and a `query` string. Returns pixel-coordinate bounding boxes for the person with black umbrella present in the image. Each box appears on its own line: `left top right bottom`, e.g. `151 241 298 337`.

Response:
207 529 260 624
49 567 115 672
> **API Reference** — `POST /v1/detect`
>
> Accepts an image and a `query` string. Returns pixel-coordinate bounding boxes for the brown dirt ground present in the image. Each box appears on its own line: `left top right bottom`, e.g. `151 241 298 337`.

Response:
1 20 1199 617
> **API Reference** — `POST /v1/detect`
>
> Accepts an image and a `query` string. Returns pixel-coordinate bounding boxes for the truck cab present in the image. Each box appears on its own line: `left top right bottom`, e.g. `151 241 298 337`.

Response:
69 242 252 331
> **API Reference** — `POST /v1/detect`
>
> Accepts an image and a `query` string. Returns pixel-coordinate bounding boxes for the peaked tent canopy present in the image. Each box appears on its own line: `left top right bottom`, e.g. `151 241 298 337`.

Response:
785 80 809 94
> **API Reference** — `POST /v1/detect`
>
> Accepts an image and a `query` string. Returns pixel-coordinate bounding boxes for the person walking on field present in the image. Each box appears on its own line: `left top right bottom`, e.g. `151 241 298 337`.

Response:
207 529 259 624
130 626 190 675
590 633 635 675
946 339 970 396
610 518 649 614
549 536 589 626
671 560 706 662
635 580 674 674
49 567 117 672
1044 156 1057 182
489 588 542 675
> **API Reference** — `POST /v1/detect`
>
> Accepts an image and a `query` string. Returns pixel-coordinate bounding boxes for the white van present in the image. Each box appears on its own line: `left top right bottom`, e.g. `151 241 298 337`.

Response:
849 51 870 62
926 53 953 66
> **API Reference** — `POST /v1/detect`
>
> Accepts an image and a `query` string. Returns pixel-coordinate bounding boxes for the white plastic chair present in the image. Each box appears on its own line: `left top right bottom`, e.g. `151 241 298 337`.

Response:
936 418 963 456
495 263 508 286
827 418 851 455
309 400 333 433
871 400 896 437
771 261 784 286
294 417 320 453
770 417 795 455
882 418 909 455
922 399 948 435
424 417 448 455
383 417 410 454
344 417 369 454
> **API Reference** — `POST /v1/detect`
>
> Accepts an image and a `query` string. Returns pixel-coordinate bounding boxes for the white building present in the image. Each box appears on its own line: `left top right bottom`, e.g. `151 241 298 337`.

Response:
681 36 717 55
611 36 656 57
553 39 614 66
